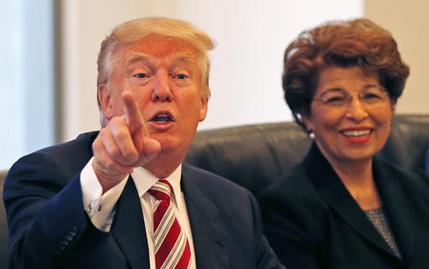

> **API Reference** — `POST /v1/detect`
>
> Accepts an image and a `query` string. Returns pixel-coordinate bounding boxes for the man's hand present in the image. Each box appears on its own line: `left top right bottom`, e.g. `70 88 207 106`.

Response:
92 91 161 193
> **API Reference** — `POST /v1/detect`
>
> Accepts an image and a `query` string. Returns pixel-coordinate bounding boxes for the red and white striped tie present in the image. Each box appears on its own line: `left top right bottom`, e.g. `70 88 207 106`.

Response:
148 179 191 269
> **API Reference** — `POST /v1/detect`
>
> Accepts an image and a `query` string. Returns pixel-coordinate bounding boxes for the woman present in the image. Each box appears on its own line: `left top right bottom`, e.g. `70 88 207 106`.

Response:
258 18 429 269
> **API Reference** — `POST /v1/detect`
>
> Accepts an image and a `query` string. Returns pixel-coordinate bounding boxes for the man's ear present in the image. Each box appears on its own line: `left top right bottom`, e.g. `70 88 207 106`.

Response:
198 97 208 122
98 84 113 121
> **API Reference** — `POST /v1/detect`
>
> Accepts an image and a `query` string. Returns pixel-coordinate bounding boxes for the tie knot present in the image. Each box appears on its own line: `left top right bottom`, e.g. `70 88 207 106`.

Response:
148 179 172 201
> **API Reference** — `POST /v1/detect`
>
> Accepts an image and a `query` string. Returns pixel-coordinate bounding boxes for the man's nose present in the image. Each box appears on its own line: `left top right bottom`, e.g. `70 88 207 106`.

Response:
345 96 369 121
152 70 173 102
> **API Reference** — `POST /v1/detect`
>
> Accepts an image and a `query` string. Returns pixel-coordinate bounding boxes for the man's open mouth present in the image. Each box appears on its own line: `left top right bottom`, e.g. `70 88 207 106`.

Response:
150 112 175 122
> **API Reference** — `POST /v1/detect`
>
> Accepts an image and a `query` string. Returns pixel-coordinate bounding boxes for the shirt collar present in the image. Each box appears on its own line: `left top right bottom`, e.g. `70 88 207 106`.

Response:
131 164 182 198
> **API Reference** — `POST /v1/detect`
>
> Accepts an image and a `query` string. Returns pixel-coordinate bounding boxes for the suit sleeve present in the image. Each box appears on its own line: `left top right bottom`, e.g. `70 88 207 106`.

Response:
247 192 286 269
3 152 98 268
258 189 325 269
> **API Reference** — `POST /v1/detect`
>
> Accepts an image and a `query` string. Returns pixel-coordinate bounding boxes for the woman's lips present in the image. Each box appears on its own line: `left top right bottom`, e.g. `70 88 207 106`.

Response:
340 128 373 143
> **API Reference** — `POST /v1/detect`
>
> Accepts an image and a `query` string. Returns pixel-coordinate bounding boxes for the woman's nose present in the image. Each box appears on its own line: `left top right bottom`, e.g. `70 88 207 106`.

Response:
345 96 369 120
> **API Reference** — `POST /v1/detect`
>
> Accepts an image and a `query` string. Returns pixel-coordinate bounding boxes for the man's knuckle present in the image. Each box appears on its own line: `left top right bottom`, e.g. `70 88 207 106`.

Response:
114 127 130 141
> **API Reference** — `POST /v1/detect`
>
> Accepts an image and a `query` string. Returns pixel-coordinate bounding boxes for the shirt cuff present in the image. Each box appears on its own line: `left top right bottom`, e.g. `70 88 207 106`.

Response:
80 157 129 231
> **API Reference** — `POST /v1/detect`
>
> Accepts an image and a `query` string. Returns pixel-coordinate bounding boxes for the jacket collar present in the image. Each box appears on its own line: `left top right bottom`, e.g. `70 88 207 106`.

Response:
373 160 415 262
303 144 410 259
181 164 228 269
111 178 150 268
109 165 228 269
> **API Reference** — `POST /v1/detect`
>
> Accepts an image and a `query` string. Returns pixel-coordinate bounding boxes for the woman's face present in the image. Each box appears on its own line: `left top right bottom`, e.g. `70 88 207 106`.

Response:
303 66 394 166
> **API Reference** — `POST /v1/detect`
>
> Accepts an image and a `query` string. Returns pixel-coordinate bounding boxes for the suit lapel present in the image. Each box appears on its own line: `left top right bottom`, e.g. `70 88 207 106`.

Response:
305 145 397 257
374 161 415 261
112 177 150 268
181 165 228 269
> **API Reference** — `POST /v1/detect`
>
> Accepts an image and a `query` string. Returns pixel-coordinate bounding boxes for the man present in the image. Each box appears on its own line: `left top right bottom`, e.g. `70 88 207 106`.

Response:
4 17 283 269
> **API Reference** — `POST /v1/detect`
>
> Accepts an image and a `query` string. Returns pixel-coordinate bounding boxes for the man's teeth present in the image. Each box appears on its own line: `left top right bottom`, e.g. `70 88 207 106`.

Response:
153 113 171 122
342 130 371 137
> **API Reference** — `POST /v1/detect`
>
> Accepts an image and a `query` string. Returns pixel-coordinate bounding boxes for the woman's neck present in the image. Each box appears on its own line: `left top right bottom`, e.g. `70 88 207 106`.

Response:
327 156 382 210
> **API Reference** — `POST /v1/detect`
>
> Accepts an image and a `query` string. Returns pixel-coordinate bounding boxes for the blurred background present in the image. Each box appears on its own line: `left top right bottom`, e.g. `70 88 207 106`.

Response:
1 0 428 170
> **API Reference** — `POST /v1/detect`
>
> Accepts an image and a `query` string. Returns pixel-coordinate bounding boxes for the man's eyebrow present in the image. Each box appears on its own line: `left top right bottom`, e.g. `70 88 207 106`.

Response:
125 53 196 67
126 53 153 66
172 53 196 64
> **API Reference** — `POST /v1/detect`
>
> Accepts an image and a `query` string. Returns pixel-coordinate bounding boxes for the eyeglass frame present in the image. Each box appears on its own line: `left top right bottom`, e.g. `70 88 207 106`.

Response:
311 86 392 109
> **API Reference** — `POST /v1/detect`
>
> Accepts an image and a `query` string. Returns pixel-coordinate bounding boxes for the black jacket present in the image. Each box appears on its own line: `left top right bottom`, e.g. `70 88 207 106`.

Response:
4 131 283 269
258 144 429 269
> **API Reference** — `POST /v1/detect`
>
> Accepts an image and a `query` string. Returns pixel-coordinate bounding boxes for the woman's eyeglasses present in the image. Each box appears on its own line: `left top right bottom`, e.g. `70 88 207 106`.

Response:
312 87 390 109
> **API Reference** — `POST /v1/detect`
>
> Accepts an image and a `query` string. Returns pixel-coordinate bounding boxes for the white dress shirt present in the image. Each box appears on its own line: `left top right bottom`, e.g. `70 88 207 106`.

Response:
80 158 197 269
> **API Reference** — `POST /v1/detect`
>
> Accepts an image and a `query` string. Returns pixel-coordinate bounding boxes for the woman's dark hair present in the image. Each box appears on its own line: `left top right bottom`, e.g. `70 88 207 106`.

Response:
282 18 409 131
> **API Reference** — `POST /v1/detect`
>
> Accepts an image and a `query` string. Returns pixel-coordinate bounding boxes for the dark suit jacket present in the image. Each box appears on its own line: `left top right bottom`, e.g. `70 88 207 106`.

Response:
4 132 283 269
258 144 429 269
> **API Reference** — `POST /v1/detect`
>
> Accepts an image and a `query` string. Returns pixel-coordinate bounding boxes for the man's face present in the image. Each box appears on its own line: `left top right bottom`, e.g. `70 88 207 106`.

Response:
99 34 208 157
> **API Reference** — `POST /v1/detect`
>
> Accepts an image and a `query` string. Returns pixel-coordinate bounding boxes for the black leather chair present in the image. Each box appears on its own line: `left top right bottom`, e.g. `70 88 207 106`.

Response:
185 114 429 195
1 114 429 268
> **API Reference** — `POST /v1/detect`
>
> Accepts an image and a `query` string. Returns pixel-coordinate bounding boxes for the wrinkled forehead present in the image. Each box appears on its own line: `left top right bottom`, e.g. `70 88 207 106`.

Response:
125 51 197 68
110 35 201 74
123 34 200 60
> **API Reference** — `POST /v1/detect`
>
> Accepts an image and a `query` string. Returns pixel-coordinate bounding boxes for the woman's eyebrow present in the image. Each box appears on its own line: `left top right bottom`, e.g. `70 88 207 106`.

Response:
320 87 346 95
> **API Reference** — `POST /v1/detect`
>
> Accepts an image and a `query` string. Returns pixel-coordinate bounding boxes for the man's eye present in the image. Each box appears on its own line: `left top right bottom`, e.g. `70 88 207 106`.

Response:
133 73 149 78
173 73 189 80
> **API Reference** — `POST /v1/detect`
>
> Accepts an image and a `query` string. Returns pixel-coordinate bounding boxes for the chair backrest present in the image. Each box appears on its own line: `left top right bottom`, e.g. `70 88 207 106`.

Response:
185 114 429 195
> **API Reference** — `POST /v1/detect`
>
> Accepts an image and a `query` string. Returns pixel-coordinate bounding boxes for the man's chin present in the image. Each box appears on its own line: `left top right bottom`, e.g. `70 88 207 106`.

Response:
152 136 182 153
149 131 194 155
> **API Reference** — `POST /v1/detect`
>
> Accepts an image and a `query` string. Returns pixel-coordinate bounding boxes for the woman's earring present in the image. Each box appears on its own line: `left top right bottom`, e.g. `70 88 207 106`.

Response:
308 129 315 139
